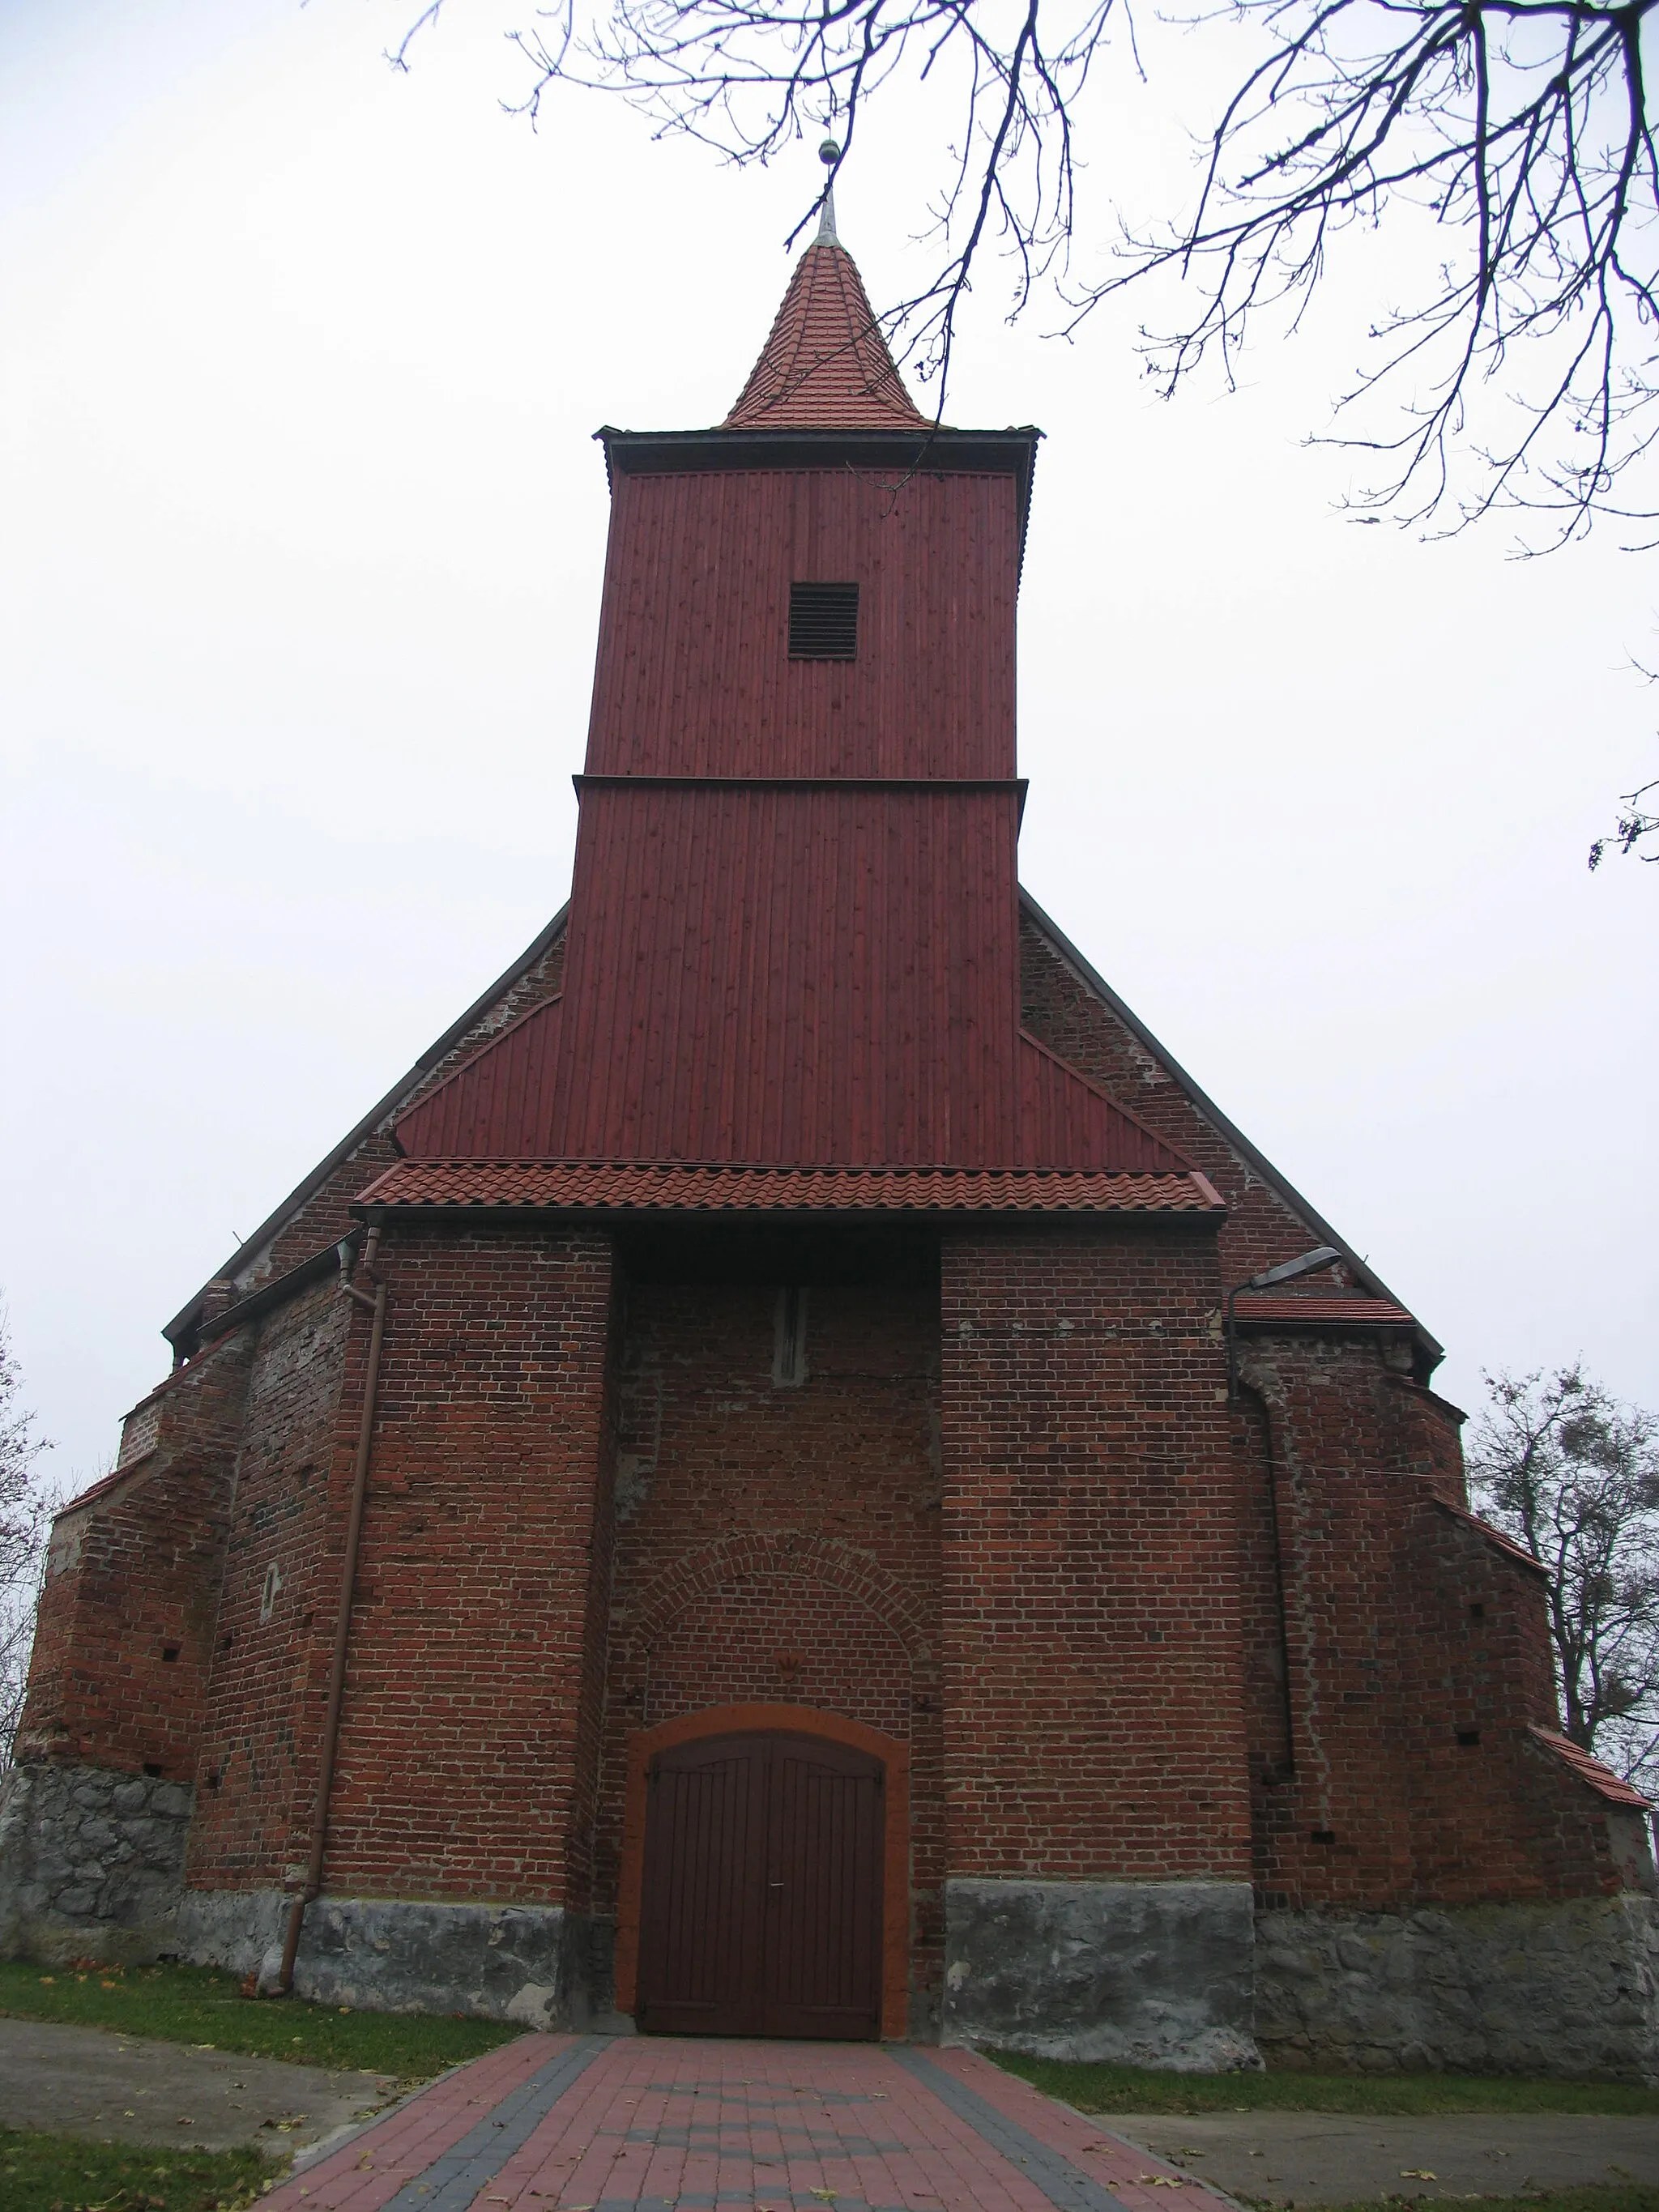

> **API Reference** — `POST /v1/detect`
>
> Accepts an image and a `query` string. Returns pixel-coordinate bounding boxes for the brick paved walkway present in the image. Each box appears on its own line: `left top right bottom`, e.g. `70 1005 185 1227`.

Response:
263 2035 1239 2212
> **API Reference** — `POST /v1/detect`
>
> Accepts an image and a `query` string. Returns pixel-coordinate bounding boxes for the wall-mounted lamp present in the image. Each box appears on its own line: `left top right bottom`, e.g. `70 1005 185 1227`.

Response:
1226 1244 1343 1401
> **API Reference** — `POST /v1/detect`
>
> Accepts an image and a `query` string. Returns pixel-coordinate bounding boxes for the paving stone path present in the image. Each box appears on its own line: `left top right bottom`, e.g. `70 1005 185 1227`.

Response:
268 2036 1235 2212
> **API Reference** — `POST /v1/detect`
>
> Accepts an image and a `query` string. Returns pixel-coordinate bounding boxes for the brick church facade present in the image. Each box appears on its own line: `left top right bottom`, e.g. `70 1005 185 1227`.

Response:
4 211 1656 2076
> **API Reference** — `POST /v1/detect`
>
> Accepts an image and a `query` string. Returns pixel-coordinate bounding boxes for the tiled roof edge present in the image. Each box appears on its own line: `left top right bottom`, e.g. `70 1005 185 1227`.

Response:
1528 1725 1653 1809
352 1161 1224 1216
161 905 570 1349
1017 884 1444 1366
1431 1496 1550 1575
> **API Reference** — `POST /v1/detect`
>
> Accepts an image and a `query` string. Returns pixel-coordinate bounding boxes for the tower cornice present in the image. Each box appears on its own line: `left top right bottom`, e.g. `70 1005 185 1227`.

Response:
594 424 1043 572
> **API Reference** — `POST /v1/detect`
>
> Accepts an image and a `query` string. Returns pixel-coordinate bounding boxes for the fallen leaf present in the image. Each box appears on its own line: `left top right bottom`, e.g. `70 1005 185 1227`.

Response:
1136 2177 1186 2188
1401 2173 1439 2182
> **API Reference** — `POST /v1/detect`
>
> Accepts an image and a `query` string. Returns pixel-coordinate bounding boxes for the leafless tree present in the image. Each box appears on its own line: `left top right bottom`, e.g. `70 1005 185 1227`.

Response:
394 0 1659 547
1589 772 1659 864
1470 1365 1659 1791
0 1305 51 1772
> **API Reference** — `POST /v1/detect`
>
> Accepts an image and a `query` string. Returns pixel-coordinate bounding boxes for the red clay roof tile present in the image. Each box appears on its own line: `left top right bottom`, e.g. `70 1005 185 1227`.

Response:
356 1160 1223 1215
1432 1498 1550 1574
1529 1725 1653 1809
726 242 929 431
1234 1294 1416 1326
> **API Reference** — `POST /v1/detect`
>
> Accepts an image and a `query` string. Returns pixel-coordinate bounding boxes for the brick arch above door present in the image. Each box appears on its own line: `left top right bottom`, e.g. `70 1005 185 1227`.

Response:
615 1703 911 2041
643 1571 915 1735
616 1529 936 1666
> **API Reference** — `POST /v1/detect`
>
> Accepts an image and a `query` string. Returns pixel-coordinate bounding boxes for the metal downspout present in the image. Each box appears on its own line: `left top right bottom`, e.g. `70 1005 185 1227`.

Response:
275 1227 386 1996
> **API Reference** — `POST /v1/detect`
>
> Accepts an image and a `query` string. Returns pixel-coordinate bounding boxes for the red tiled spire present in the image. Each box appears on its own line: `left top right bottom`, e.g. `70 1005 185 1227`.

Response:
726 235 930 431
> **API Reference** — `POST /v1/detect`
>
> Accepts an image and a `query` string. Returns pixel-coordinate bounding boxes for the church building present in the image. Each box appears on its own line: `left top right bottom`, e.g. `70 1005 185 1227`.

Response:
4 199 1655 2077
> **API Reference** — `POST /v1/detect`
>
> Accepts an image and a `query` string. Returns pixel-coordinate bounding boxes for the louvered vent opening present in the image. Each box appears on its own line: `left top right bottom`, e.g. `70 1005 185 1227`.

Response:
789 581 859 660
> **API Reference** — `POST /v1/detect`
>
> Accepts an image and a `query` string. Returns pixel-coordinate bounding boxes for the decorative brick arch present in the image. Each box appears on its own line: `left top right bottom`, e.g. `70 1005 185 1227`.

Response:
618 1530 934 1666
614 1702 911 2041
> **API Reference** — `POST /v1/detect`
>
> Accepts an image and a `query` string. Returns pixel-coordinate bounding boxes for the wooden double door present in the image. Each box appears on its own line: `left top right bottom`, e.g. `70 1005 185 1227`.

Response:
635 1729 884 2039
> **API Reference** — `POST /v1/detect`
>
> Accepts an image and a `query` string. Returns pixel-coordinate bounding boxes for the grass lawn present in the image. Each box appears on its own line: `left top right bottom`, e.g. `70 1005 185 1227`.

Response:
991 2052 1659 2116
1308 2200 1659 2212
0 2125 275 2212
0 1960 520 2083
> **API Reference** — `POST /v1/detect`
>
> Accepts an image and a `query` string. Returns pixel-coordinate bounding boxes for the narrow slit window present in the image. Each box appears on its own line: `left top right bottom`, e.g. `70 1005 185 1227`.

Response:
774 1286 809 1387
789 582 859 660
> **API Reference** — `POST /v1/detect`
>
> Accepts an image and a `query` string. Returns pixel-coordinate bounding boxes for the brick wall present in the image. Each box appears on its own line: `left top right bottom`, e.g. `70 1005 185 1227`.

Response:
296 1226 616 1907
17 1334 250 1781
186 1280 351 1892
939 1225 1254 1883
1015 906 1628 1907
1401 1494 1628 1902
1235 1390 1294 1784
595 1272 945 2016
1241 1333 1621 1907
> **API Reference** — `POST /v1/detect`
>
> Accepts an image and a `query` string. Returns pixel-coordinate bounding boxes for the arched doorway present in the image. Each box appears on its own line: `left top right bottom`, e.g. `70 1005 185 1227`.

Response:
615 1703 910 2039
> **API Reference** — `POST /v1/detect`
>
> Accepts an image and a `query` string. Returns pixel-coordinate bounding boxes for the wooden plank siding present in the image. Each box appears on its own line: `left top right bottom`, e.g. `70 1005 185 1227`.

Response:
390 453 1190 1174
585 468 1019 780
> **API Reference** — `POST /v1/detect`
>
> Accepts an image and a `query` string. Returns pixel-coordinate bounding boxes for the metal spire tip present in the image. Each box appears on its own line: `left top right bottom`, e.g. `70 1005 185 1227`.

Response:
817 136 841 245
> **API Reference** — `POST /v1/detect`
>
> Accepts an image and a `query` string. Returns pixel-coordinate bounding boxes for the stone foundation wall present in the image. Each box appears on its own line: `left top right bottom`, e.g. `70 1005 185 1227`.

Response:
176 1890 605 2027
943 1877 1260 2069
1256 1899 1659 2081
0 1762 193 1963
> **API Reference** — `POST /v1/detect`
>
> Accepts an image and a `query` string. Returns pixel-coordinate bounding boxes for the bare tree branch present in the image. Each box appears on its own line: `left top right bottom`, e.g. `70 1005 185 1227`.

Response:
1589 770 1659 860
1470 1364 1659 1791
394 0 1659 544
0 1303 51 1773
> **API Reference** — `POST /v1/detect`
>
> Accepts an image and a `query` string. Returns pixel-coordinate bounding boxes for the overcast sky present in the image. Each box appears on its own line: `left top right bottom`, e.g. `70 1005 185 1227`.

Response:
3 0 1655 1491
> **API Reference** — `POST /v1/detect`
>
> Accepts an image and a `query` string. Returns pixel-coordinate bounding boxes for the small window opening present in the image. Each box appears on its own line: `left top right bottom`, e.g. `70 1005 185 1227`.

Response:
773 1286 809 1387
207 1769 222 1792
789 582 859 660
143 1762 164 1779
1456 1728 1482 1747
1468 1602 1486 1620
161 1645 181 1664
259 1562 283 1625
1310 1828 1337 1845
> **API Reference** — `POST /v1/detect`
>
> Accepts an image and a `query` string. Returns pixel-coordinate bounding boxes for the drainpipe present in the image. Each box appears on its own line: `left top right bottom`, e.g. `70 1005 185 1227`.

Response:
275 1226 386 1996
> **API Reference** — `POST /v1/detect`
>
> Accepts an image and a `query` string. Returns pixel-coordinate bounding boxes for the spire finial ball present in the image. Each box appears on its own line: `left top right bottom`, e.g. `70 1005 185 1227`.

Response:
819 137 841 166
